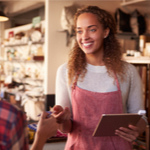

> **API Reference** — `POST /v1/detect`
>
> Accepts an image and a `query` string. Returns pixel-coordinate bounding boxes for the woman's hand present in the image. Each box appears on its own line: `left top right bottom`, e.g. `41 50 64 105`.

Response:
52 105 72 133
115 125 140 142
52 105 71 124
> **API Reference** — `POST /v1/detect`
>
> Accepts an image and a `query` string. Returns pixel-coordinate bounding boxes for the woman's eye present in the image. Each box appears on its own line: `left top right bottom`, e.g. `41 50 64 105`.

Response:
76 30 82 34
90 29 96 32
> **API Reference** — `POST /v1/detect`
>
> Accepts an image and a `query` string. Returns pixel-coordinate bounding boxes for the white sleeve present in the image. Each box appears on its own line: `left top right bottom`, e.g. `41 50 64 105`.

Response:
127 64 148 123
55 63 72 111
127 64 144 113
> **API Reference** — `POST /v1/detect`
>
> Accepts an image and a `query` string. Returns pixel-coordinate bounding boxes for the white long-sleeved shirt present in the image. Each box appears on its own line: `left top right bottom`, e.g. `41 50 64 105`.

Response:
55 62 144 117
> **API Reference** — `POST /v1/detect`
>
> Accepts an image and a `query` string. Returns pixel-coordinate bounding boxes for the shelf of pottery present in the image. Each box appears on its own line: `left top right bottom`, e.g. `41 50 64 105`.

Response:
0 21 45 112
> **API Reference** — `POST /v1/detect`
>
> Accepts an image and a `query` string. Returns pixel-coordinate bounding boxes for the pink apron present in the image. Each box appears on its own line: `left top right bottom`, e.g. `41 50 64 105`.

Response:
65 75 132 150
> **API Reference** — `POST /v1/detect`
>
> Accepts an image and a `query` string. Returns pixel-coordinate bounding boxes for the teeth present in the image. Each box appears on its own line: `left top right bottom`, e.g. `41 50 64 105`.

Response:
83 43 92 46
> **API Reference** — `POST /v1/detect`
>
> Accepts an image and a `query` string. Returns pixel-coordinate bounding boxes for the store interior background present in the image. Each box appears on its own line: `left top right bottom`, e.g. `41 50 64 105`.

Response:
0 0 150 149
1 0 150 107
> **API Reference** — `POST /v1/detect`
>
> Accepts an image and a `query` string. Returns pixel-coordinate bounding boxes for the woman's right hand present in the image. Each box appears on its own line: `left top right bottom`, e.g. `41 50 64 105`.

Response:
52 105 71 124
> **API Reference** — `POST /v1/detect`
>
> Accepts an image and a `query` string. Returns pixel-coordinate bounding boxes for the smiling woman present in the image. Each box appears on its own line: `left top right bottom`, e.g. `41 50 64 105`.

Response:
68 6 124 85
53 5 147 150
76 12 109 65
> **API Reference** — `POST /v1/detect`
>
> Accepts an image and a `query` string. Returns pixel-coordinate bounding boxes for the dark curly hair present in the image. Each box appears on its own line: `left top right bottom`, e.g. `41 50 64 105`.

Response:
68 5 125 85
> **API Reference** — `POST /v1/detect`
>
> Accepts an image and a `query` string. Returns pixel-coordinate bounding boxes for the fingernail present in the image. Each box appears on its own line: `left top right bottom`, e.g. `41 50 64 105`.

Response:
37 111 54 117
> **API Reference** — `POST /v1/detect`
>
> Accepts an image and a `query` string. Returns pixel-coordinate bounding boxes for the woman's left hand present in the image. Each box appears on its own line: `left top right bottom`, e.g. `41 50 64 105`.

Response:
115 125 140 142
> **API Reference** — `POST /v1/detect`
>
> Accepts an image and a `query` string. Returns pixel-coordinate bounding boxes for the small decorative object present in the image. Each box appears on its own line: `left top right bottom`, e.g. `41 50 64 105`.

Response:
32 46 44 60
33 56 44 61
31 30 42 42
8 31 14 39
15 32 25 40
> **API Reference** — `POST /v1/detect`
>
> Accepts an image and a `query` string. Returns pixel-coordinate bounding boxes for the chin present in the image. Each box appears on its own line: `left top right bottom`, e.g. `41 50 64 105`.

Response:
84 52 94 55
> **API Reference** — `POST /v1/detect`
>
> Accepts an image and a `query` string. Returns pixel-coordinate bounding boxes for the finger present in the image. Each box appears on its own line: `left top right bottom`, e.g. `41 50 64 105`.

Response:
119 127 133 134
115 129 137 142
64 107 69 111
128 125 139 132
55 111 65 119
64 107 70 114
47 115 56 122
53 105 63 111
54 107 69 117
55 110 70 123
53 105 63 113
120 127 139 137
116 131 134 142
58 107 71 118
40 111 50 120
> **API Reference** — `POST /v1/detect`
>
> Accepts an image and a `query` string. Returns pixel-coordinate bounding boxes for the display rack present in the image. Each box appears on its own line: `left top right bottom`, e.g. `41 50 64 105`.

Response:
0 21 45 112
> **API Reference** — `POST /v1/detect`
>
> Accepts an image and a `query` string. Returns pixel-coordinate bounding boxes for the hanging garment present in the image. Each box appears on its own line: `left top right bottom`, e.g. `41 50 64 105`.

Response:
60 4 82 46
115 8 132 33
130 9 146 35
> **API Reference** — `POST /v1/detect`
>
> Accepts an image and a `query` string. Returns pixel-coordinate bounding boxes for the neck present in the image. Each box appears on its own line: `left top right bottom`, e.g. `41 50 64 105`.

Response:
85 54 104 66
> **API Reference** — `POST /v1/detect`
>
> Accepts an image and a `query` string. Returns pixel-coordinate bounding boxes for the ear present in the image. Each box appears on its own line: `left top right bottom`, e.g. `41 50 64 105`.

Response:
104 28 110 38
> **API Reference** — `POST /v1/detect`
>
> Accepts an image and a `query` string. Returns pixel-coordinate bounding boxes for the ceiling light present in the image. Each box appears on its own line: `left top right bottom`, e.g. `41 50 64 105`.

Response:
0 11 9 22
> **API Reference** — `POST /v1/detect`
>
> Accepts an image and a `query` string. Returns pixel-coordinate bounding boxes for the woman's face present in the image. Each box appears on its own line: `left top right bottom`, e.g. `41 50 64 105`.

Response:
76 13 109 56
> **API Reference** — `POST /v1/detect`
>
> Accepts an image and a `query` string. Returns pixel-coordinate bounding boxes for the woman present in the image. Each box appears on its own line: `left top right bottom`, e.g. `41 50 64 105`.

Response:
53 6 147 150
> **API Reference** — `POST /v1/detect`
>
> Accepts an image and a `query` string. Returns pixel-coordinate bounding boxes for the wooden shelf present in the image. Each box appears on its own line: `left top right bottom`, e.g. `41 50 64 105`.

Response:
3 41 44 47
116 32 139 40
0 59 43 63
121 0 150 7
13 77 43 82
123 56 150 64
5 89 24 96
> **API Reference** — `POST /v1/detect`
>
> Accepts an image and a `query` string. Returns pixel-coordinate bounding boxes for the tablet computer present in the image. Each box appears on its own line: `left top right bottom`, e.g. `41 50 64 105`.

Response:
92 113 142 137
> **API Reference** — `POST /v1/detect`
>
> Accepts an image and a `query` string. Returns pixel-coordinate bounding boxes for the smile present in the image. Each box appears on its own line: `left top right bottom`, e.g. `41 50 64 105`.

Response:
83 43 93 47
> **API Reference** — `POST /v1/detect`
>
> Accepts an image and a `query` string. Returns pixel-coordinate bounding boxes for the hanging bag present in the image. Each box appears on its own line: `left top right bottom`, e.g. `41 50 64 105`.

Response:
115 8 132 33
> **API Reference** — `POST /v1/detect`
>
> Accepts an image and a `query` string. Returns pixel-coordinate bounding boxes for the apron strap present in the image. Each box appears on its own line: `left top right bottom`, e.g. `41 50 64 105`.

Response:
114 73 121 91
71 72 80 89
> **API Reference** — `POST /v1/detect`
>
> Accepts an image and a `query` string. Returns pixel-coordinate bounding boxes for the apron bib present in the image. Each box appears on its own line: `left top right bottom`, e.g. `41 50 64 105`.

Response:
65 75 132 150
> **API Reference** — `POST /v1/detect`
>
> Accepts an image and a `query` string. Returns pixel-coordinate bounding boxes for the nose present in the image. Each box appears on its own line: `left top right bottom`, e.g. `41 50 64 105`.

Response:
82 31 89 41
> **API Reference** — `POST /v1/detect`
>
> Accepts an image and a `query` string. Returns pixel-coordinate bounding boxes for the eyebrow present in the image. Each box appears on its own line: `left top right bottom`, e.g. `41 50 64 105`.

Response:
76 25 97 29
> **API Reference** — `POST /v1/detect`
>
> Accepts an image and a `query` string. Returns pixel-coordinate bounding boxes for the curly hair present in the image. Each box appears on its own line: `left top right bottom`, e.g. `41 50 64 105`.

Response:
68 5 125 85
